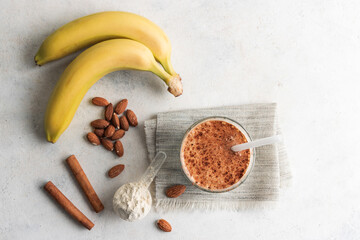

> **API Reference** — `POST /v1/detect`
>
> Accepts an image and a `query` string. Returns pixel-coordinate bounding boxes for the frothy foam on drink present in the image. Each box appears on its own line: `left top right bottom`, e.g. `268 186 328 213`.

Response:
181 120 251 190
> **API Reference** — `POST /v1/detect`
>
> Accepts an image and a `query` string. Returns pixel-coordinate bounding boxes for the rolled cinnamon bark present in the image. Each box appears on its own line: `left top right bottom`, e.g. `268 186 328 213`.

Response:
66 155 104 213
44 181 94 230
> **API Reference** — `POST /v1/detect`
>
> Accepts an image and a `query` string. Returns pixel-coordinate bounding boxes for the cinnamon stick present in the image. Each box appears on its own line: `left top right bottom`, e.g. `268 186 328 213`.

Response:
66 155 104 213
44 181 94 230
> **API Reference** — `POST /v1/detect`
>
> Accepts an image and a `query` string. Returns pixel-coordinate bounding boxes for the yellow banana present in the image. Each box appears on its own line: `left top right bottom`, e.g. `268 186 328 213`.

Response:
45 39 182 143
35 11 178 76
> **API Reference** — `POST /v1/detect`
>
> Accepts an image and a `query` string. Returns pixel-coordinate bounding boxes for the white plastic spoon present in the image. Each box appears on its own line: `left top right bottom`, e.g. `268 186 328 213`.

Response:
231 135 283 152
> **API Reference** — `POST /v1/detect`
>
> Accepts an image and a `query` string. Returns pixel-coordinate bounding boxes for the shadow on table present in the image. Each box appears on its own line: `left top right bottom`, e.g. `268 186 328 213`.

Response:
22 32 75 143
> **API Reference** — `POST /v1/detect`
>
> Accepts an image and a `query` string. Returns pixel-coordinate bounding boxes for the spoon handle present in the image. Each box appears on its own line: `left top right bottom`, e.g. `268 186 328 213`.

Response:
139 151 167 188
231 135 283 152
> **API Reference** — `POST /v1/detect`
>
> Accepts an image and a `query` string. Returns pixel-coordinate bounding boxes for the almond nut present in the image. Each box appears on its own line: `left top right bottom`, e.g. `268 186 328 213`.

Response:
119 116 129 131
165 185 186 198
105 103 113 121
104 125 115 138
108 164 125 178
93 128 104 138
114 140 124 157
126 109 138 127
101 138 113 151
111 113 120 129
87 132 100 145
91 119 109 129
114 99 128 114
157 219 172 232
111 129 125 140
92 97 109 106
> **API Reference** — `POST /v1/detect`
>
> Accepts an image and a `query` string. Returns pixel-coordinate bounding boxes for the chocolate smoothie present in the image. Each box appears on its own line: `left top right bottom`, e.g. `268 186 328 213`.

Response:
181 119 252 191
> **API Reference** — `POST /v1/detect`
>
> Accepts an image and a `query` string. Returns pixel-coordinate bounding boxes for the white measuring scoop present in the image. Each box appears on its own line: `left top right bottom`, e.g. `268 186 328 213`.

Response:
113 151 167 221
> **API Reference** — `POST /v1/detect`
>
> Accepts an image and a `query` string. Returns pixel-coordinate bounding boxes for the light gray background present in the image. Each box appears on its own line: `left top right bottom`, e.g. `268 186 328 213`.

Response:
1 0 359 239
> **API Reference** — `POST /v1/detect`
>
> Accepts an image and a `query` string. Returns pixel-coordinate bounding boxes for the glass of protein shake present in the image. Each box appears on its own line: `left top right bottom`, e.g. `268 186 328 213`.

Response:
180 117 255 193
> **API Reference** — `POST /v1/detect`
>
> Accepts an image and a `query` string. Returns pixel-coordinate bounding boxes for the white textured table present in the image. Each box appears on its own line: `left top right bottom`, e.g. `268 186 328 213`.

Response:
1 0 360 239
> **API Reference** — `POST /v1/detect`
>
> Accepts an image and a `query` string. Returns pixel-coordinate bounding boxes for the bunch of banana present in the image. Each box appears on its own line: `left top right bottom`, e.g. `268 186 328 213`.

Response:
36 11 182 143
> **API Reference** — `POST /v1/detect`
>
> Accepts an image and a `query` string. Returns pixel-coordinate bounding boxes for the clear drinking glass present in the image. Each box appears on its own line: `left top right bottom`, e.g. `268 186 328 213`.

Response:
179 117 256 193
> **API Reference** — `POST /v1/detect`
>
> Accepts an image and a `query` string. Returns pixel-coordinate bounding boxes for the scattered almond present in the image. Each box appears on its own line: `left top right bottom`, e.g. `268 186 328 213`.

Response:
108 164 125 178
114 140 124 157
166 185 186 198
101 138 114 151
87 132 100 145
88 98 134 157
126 109 138 127
111 113 120 129
114 99 128 114
157 219 172 232
111 129 125 140
91 119 109 128
105 103 113 121
104 125 115 138
92 97 109 106
119 116 129 131
93 128 104 138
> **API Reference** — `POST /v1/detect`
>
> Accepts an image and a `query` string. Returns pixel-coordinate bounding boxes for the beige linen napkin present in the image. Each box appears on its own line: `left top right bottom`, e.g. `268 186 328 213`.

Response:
144 103 291 210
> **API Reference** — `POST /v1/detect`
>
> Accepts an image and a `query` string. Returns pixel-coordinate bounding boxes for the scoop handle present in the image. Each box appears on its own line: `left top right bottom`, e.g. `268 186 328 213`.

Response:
231 135 283 152
139 151 167 188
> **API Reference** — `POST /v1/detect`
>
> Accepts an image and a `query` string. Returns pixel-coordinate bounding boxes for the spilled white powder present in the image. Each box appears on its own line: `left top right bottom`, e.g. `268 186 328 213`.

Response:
113 182 152 221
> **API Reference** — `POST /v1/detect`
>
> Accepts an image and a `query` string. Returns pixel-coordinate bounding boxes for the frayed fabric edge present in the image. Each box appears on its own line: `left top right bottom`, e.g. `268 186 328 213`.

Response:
154 199 277 212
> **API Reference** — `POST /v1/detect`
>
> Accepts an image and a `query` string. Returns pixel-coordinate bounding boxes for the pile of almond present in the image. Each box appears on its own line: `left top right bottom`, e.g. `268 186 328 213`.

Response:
87 97 138 159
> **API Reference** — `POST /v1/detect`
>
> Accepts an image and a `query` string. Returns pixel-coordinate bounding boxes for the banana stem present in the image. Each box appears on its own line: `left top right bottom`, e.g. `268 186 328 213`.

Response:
151 64 182 97
151 63 172 84
160 56 177 76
